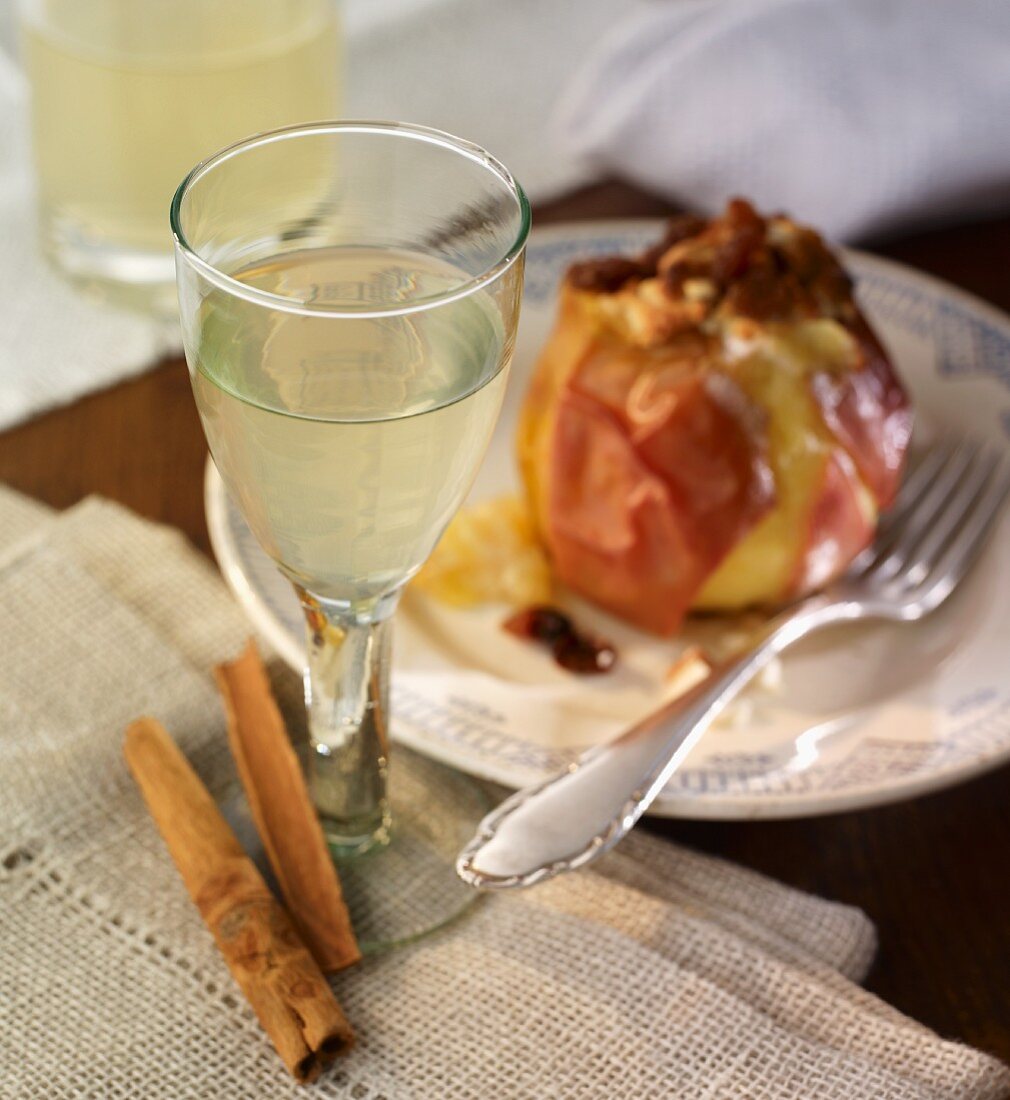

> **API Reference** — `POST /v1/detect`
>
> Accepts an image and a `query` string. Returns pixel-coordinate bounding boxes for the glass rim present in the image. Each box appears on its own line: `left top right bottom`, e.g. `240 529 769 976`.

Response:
170 119 531 319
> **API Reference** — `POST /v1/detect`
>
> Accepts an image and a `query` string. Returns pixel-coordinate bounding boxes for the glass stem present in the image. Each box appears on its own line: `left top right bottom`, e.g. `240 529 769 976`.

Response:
299 588 397 855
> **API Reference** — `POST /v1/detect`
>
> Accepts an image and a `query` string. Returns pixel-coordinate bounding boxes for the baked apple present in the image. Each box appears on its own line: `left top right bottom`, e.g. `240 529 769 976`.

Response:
518 200 912 635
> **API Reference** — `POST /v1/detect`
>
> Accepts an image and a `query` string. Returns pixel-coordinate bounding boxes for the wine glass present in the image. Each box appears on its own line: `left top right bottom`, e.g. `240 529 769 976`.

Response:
172 121 529 944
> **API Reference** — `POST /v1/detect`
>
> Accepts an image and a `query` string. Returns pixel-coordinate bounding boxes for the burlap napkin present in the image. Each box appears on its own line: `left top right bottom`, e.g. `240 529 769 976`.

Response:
1 485 1006 1099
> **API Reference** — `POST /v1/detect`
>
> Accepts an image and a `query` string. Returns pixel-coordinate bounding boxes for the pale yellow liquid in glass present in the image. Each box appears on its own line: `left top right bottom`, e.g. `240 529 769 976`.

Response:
191 248 511 606
22 0 339 293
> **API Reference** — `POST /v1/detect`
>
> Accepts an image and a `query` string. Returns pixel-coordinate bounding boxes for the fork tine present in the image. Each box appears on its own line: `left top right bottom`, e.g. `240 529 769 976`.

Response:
878 439 956 534
847 441 953 574
912 458 1010 611
892 449 1000 590
864 438 978 579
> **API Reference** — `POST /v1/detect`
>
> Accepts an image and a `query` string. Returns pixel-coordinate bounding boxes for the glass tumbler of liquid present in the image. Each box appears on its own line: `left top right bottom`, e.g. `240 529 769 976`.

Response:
18 0 340 316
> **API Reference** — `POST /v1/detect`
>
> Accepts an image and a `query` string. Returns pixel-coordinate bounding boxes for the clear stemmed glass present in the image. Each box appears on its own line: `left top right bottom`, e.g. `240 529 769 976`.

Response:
172 121 529 943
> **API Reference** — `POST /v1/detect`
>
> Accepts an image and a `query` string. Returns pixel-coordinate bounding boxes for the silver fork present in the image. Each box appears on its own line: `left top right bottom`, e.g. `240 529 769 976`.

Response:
456 438 1010 890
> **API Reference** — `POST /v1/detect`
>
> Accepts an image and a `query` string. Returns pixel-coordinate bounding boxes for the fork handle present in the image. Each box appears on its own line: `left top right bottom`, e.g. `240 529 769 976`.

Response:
456 594 849 889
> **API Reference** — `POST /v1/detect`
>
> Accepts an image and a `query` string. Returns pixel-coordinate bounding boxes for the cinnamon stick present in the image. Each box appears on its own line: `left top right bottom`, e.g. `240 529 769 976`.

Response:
214 642 360 973
123 717 354 1083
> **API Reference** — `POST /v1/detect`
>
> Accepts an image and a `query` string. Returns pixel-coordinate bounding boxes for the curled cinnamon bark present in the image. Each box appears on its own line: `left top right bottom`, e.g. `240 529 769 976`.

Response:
215 642 360 974
123 717 354 1083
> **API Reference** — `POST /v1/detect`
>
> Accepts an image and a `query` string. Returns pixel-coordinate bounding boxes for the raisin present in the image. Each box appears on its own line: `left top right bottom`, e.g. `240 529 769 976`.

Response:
639 214 707 271
502 606 617 675
503 606 574 643
567 257 646 293
553 633 617 675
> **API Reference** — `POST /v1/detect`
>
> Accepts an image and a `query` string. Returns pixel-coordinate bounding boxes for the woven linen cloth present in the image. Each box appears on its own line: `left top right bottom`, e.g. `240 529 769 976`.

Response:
1 486 1007 1100
554 0 1010 242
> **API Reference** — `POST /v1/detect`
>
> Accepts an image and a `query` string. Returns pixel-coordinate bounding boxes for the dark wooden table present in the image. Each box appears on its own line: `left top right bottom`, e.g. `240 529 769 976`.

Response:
2 182 1009 1063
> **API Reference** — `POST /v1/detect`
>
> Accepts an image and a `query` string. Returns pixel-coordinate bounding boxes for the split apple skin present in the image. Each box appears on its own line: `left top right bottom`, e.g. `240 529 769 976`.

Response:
518 202 913 636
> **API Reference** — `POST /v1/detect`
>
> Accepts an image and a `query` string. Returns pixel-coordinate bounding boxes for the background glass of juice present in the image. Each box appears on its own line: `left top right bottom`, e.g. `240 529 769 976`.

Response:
18 0 340 316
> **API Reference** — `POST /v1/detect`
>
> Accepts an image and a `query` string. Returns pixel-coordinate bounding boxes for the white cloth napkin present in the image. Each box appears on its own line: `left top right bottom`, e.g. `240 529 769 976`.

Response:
555 0 1010 241
0 58 178 435
1 482 1008 1099
343 0 634 202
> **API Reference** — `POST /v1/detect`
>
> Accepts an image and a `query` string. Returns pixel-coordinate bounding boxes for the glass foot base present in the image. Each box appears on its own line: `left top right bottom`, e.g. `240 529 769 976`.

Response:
332 751 489 951
322 815 391 859
221 748 489 955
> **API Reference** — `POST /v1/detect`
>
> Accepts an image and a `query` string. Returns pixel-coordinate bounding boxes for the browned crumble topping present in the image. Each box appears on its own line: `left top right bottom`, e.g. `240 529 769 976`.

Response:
564 199 858 343
567 256 646 293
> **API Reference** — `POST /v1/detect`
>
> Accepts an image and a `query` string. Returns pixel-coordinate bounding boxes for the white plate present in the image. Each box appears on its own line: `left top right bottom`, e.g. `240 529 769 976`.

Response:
205 220 1010 820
